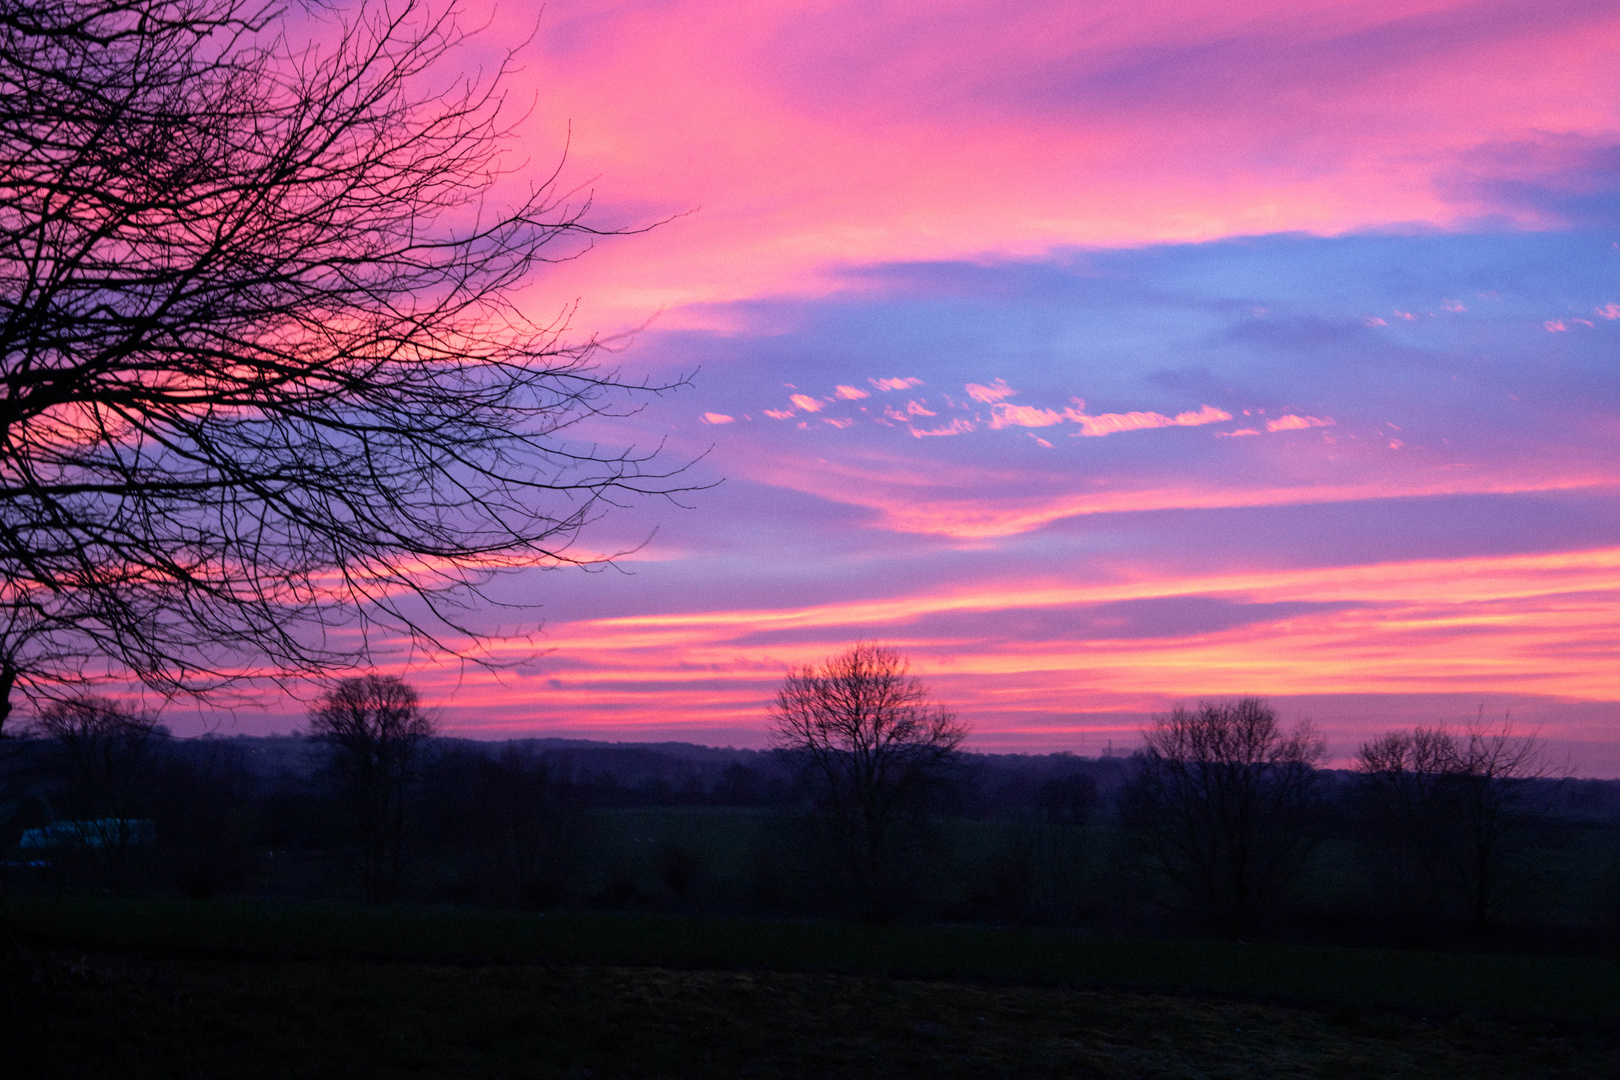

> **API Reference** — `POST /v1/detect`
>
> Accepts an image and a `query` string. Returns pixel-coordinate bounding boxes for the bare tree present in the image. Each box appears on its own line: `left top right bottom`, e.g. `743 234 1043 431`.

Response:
1356 726 1466 927
308 673 434 902
27 694 165 887
769 642 967 918
0 0 691 732
1357 718 1548 929
1120 697 1326 933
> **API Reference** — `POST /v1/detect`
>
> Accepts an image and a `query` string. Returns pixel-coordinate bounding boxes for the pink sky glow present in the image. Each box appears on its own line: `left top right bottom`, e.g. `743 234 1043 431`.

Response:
510 0 1620 327
178 0 1620 774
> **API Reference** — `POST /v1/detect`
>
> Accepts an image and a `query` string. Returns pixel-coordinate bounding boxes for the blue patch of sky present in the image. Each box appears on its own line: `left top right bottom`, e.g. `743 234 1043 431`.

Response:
631 227 1619 450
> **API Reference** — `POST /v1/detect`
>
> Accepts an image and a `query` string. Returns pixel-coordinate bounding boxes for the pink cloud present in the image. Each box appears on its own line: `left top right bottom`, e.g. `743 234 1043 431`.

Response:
1071 403 1232 437
1070 410 1181 437
762 408 796 420
835 384 870 399
884 400 937 422
733 460 1618 541
909 417 977 438
985 399 1233 436
1545 320 1568 332
1265 414 1335 432
1173 405 1232 426
700 412 735 425
989 403 1068 428
788 393 824 412
965 379 1017 403
1598 303 1620 319
870 376 925 390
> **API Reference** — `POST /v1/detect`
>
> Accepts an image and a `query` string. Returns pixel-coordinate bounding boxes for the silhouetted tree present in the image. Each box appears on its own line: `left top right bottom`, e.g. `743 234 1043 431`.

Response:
1121 698 1325 933
1357 720 1548 929
0 0 689 733
1356 725 1464 927
770 642 968 918
308 674 434 901
27 695 165 888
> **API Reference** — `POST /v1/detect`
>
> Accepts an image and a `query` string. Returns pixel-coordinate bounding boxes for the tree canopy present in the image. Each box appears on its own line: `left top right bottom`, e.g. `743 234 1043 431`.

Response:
770 642 967 916
0 0 688 729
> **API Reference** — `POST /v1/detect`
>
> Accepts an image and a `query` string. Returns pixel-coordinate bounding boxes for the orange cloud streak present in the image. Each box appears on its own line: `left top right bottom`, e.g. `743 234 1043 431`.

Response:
741 449 1619 539
402 546 1620 743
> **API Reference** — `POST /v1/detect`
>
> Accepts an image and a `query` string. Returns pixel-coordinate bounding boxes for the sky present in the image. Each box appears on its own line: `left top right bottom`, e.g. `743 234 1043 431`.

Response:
215 0 1620 771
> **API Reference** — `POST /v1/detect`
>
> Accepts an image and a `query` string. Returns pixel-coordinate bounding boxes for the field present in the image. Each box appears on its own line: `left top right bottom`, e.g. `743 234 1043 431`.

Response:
9 757 1620 1076
7 898 1620 1077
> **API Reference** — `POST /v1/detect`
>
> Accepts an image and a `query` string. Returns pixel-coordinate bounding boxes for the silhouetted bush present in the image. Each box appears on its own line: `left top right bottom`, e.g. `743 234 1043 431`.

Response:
970 777 1103 925
153 742 260 898
418 743 588 907
657 842 702 898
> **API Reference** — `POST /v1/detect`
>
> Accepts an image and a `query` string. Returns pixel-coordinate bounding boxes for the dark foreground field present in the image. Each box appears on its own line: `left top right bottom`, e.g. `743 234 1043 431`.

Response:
7 899 1620 1078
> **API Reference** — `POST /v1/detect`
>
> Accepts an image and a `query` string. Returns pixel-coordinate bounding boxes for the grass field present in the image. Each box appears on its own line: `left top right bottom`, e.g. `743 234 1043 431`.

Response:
12 952 1620 1079
10 896 1620 1020
490 807 1620 932
7 896 1620 1077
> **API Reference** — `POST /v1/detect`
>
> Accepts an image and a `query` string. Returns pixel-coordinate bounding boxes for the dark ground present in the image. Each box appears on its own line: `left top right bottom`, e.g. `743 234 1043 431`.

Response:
9 950 1620 1079
7 899 1620 1078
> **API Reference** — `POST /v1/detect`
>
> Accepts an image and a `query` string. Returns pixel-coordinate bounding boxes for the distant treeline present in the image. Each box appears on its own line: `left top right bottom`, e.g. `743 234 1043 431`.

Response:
4 726 1620 955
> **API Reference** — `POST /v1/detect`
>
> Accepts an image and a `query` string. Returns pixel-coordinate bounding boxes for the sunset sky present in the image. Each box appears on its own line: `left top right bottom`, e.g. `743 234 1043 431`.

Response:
230 0 1620 771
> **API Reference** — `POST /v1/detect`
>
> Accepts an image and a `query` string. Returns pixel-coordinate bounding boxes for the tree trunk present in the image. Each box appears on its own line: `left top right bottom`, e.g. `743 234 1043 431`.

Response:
0 663 15 740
